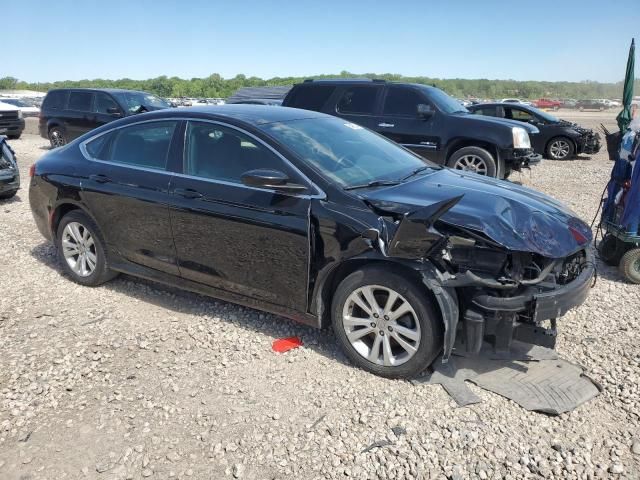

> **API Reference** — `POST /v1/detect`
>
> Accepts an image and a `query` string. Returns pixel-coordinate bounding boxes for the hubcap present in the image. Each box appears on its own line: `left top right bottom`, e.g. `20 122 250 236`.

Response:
550 140 570 159
50 130 65 148
453 155 488 175
342 285 421 367
61 222 97 277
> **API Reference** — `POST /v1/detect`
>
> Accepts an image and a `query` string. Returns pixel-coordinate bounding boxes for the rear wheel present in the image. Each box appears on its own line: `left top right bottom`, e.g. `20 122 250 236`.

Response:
0 190 18 200
56 210 118 286
7 134 21 140
331 267 443 379
619 248 640 284
48 127 66 148
447 146 498 178
546 137 574 160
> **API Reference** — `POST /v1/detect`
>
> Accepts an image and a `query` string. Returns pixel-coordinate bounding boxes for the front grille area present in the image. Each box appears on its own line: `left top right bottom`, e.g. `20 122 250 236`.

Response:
0 111 19 120
557 250 587 285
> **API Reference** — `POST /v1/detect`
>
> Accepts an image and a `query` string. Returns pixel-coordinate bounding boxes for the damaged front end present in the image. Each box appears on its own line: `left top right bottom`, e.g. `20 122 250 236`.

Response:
368 194 595 363
574 126 601 155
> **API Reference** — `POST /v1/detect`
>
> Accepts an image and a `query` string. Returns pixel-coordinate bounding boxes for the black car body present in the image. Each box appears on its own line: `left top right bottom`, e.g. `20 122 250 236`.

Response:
468 103 601 160
38 88 171 148
0 136 20 199
282 79 542 179
29 106 594 378
0 103 25 139
576 99 607 111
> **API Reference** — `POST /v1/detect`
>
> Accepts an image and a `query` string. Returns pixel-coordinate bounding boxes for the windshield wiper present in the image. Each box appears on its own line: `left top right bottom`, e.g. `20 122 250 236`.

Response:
400 165 431 181
344 180 402 191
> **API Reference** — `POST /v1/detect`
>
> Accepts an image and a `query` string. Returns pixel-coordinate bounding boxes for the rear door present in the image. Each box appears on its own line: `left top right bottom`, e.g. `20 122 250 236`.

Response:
66 91 95 140
378 85 439 159
80 120 181 275
332 85 383 131
168 120 312 312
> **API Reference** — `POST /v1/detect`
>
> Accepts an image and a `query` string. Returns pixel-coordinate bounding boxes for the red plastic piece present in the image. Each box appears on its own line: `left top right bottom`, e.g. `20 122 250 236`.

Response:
272 336 303 353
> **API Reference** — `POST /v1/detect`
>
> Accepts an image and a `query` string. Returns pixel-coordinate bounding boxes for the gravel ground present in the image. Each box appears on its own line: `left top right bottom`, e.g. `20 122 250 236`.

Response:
1 111 638 480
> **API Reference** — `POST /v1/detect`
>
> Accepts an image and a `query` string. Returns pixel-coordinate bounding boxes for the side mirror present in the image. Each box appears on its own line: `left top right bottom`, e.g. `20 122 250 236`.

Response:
241 169 307 193
107 107 122 117
417 103 434 119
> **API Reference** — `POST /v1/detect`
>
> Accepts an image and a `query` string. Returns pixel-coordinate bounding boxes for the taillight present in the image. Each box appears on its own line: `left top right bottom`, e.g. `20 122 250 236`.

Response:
569 226 588 244
29 164 36 177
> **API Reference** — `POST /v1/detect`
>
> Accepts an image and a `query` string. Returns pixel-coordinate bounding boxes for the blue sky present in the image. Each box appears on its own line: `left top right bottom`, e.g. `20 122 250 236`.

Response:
6 0 638 83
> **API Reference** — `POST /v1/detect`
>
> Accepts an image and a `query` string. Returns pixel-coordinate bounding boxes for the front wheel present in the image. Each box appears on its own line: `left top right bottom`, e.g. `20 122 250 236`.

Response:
331 267 443 379
546 137 574 160
0 190 18 200
447 146 498 178
619 248 640 284
56 210 118 286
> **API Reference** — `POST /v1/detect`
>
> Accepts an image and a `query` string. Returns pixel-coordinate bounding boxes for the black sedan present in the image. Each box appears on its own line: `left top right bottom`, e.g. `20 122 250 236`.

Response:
468 103 601 160
29 106 595 378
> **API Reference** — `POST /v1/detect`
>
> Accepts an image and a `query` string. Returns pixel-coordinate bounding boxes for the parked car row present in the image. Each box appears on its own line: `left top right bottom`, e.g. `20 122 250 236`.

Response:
0 101 25 139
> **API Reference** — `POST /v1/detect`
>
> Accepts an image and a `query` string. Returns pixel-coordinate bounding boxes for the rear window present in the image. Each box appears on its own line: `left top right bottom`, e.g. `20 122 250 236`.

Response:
43 90 67 110
68 92 93 112
285 85 336 111
336 87 378 115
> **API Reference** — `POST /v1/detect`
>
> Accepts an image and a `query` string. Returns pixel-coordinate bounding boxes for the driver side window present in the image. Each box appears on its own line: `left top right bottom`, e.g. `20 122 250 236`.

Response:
507 108 534 122
383 86 425 116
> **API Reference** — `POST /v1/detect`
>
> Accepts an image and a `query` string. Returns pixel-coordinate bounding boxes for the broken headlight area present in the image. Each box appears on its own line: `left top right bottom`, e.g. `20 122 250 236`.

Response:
434 232 593 356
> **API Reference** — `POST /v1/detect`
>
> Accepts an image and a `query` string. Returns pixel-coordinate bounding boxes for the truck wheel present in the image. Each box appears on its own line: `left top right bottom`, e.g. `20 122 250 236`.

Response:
331 267 443 379
619 248 640 284
546 137 574 160
447 146 498 177
8 134 21 140
49 127 67 148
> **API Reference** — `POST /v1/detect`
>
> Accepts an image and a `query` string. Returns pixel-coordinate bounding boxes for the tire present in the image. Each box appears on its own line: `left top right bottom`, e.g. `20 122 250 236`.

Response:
0 190 18 200
55 210 118 286
546 137 575 160
447 146 498 178
7 134 21 140
331 266 443 379
598 234 625 266
618 248 640 284
48 126 67 148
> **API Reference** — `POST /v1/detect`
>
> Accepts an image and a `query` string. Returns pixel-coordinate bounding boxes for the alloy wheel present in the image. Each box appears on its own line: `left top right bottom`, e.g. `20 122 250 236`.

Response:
550 140 571 159
453 155 488 175
49 129 66 148
342 285 421 366
61 222 97 277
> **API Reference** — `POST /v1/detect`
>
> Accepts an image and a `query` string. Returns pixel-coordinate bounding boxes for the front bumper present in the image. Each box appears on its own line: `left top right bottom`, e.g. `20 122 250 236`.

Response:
576 132 601 155
503 148 542 170
0 168 20 194
0 119 25 137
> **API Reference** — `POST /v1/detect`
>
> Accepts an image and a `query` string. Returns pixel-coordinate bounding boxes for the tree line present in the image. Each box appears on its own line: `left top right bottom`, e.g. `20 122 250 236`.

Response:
1 72 637 100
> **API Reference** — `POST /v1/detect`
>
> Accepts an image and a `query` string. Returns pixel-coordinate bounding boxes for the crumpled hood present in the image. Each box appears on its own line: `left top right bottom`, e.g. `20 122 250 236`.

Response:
362 168 592 258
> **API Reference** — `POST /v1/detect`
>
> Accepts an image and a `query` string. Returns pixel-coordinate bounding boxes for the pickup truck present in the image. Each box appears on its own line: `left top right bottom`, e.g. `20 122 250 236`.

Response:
282 79 542 179
533 98 561 110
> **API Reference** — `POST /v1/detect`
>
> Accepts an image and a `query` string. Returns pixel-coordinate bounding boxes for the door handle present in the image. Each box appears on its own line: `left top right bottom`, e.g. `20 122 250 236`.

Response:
173 188 203 199
89 174 111 183
378 123 395 128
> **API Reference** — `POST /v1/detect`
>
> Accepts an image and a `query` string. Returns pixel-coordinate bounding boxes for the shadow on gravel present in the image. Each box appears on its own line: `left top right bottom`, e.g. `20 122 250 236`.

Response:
0 193 23 205
29 241 349 368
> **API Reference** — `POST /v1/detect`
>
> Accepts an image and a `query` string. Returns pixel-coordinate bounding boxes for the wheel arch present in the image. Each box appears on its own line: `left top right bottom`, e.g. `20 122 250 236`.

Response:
50 200 97 240
445 138 498 162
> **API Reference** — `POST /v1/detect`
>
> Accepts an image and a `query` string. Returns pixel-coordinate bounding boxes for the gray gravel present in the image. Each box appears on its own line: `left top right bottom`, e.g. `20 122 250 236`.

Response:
0 111 638 479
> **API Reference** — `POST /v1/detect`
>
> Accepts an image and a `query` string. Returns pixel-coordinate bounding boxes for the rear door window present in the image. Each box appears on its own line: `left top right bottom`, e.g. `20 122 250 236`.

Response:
473 106 498 116
505 107 534 122
285 85 336 111
84 121 177 170
382 86 425 116
336 87 379 115
68 92 93 112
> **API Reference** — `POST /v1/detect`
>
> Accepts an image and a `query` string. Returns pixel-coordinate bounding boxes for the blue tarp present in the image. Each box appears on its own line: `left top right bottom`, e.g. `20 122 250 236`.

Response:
603 145 640 236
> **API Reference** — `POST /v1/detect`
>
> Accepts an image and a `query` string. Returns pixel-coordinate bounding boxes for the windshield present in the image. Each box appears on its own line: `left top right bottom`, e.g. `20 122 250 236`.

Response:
528 106 560 123
112 91 170 113
1 99 29 107
262 117 437 188
417 86 468 114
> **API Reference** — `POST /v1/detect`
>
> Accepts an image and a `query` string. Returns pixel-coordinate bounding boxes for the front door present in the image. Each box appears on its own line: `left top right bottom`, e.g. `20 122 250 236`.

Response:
168 120 311 312
66 91 95 140
378 85 440 162
91 92 123 129
80 120 181 275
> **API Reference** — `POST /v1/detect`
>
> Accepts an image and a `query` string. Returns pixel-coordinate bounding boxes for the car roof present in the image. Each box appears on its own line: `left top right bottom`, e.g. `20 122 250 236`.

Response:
297 79 436 90
115 104 331 127
47 88 153 94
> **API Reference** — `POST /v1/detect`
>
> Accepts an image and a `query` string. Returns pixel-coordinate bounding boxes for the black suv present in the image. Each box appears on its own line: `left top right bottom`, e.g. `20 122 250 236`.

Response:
39 88 171 148
282 80 541 179
468 103 601 160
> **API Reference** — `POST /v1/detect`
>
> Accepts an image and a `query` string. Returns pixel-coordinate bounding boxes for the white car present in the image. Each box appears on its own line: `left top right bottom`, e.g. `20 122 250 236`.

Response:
602 99 621 108
501 98 533 106
0 98 40 117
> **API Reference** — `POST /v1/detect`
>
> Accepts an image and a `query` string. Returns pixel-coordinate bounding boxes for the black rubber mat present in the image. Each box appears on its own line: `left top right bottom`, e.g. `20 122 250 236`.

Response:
413 341 600 415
